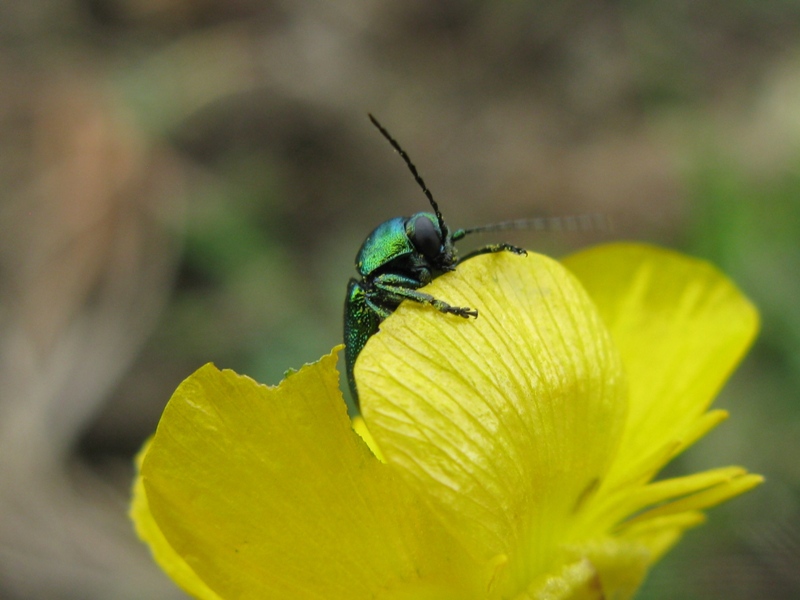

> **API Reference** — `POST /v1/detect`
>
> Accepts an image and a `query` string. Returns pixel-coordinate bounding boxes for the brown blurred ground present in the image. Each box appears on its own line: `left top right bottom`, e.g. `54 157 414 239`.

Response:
0 1 798 598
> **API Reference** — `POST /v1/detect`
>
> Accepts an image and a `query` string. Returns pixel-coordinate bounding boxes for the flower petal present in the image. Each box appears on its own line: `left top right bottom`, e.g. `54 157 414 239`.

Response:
131 442 222 600
616 511 706 563
142 348 479 599
581 466 760 533
357 252 627 595
351 415 385 462
621 471 763 526
562 243 759 485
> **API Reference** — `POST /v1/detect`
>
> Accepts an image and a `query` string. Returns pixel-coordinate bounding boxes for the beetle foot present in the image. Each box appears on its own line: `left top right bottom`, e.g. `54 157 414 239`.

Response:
430 297 478 318
448 305 478 319
503 243 527 256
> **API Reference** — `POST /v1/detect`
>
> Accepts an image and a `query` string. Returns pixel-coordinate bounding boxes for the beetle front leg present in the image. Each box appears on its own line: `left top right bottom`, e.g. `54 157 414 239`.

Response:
364 296 393 320
370 274 478 319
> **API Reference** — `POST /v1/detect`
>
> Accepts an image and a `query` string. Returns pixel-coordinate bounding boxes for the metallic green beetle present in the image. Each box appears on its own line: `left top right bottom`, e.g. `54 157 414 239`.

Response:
344 115 526 405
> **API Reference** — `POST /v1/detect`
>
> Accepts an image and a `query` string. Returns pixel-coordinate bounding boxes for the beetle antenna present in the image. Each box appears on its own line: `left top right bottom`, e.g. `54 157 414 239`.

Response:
368 114 449 239
458 213 614 237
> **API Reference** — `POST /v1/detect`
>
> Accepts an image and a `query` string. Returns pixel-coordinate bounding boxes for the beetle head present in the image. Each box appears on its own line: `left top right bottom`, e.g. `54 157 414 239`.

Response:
407 213 458 271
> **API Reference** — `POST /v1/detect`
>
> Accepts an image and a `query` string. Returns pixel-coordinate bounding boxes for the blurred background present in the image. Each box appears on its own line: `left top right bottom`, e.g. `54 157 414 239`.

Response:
0 1 798 598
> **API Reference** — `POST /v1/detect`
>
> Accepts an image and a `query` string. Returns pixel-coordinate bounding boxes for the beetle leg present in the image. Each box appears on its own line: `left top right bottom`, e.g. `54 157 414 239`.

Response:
460 243 527 262
364 296 393 320
370 275 478 319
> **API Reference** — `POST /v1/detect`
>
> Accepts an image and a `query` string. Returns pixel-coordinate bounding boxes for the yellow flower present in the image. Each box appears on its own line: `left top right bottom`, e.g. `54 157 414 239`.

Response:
131 243 761 600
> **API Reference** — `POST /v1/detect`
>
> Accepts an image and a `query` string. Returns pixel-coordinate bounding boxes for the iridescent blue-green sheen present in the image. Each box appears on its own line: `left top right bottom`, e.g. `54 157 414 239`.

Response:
344 213 442 402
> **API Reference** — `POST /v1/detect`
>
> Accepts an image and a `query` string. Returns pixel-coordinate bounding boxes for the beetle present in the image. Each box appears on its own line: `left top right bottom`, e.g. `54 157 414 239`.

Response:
344 114 527 405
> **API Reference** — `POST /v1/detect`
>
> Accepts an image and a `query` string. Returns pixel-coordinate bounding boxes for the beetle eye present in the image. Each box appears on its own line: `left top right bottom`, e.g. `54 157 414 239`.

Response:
410 215 442 259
